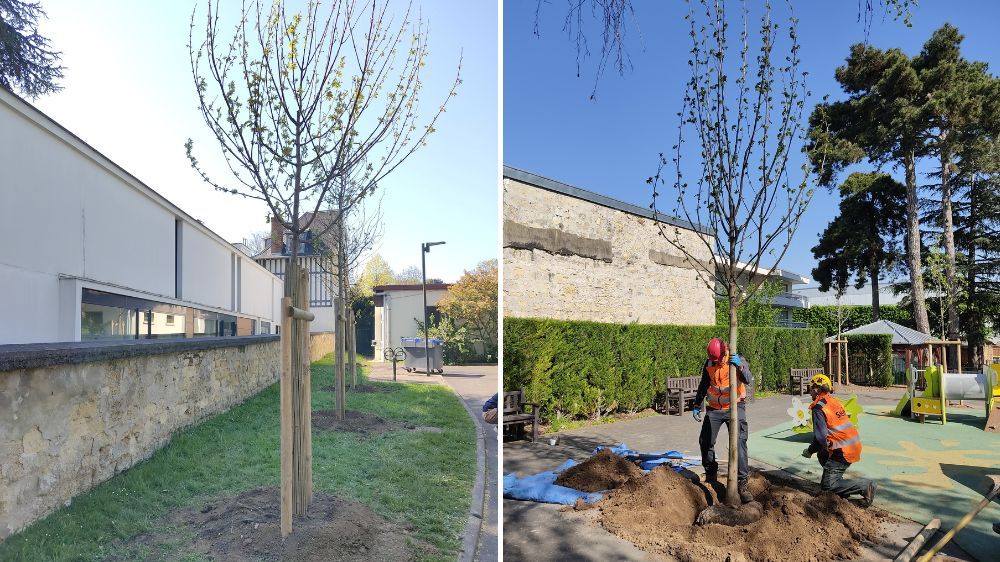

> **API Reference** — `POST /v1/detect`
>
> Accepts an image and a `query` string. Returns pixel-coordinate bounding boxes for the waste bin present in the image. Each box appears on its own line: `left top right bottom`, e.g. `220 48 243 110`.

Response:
401 337 444 373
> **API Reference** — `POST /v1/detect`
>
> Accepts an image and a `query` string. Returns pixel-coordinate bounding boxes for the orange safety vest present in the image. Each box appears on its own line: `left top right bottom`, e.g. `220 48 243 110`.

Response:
705 353 746 410
809 394 862 463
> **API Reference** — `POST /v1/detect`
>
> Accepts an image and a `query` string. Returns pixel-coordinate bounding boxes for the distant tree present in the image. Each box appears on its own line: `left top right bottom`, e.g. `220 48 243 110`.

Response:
437 259 498 358
241 230 270 256
0 0 64 99
355 254 396 297
811 173 906 321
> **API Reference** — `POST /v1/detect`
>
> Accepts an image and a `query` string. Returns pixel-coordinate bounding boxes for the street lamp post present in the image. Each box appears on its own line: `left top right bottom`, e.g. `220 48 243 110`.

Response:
422 241 445 375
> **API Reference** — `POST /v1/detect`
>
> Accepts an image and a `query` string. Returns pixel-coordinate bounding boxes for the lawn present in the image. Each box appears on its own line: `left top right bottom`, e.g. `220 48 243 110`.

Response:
0 355 476 561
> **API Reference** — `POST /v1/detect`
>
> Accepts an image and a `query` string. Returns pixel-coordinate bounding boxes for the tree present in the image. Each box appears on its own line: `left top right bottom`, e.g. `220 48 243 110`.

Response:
241 230 271 256
355 254 396 297
0 0 63 98
807 42 932 334
811 172 905 320
437 259 498 359
648 0 812 508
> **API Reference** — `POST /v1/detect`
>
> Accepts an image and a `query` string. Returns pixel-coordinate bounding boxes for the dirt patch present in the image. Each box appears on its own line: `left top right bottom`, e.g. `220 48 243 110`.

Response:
122 487 413 561
598 467 890 562
312 409 411 435
554 449 644 492
322 384 399 394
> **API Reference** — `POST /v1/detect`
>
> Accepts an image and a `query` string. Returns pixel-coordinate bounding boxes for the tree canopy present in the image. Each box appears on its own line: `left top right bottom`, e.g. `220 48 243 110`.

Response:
0 0 63 98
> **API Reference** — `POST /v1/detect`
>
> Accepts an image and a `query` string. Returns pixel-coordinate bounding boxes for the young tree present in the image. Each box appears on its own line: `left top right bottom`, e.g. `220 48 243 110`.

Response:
648 0 812 508
811 172 906 320
0 0 63 98
437 259 498 358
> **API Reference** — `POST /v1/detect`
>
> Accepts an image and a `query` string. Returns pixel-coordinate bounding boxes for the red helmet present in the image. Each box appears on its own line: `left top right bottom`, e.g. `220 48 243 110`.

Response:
707 338 728 363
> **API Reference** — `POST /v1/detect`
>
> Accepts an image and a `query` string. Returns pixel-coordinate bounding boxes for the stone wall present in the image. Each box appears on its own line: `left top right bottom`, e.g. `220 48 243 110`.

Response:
0 333 334 540
503 174 716 325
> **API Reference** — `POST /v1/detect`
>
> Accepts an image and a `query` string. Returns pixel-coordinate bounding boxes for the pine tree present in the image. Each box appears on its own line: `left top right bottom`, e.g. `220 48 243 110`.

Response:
0 0 63 99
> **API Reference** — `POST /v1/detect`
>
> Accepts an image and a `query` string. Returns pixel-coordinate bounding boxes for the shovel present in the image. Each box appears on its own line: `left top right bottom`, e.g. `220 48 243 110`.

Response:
913 474 1000 562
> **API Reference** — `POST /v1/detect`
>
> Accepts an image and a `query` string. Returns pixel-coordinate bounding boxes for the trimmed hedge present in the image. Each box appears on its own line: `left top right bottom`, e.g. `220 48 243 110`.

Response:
504 317 824 422
791 305 914 337
844 333 893 387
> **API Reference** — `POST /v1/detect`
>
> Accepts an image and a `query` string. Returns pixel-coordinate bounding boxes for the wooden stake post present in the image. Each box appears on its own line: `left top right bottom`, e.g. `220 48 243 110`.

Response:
280 271 315 538
349 309 358 389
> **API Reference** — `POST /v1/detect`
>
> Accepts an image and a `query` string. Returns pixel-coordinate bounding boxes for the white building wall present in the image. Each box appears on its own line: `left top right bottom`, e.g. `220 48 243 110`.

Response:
374 288 449 361
0 88 283 345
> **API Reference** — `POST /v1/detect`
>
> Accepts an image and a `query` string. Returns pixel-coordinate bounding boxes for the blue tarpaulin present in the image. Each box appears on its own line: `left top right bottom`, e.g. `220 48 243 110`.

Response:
503 443 701 505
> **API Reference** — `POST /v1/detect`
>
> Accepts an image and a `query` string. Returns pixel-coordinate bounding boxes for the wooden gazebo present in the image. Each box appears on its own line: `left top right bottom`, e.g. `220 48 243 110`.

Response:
824 320 935 385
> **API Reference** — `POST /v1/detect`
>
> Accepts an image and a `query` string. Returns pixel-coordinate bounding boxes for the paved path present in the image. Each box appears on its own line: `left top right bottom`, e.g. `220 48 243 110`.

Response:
504 387 972 561
367 361 499 562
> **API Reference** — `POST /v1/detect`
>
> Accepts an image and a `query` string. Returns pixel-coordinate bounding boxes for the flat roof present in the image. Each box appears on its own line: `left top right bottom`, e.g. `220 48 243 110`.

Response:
374 284 452 292
503 165 712 236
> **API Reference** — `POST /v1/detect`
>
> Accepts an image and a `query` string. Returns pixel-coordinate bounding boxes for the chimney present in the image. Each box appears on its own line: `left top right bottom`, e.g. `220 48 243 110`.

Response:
270 215 283 254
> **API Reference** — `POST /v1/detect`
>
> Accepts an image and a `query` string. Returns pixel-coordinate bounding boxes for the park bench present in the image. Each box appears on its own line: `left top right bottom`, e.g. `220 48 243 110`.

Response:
503 389 539 442
790 368 824 395
664 376 700 415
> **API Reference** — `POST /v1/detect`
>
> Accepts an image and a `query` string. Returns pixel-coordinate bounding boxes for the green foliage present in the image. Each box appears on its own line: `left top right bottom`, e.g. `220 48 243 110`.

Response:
714 280 784 327
845 333 894 387
504 317 824 422
791 304 914 337
0 0 63 99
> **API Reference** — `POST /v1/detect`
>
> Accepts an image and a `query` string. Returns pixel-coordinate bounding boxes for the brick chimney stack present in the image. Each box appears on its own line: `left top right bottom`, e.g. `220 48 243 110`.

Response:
270 215 284 254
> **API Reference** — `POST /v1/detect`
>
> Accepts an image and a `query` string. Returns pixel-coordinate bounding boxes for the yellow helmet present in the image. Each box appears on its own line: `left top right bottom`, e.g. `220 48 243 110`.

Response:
810 374 832 390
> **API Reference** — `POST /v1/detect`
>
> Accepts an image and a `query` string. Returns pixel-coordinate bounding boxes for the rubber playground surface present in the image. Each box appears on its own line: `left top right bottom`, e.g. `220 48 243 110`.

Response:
749 399 1000 561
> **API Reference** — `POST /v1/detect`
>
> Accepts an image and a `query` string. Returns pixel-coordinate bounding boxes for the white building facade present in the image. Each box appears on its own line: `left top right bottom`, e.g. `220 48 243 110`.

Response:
0 88 283 345
373 284 451 362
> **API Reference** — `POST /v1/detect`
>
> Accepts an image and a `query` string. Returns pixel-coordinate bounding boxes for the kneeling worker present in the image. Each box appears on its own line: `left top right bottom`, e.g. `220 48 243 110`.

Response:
802 374 877 507
692 337 753 503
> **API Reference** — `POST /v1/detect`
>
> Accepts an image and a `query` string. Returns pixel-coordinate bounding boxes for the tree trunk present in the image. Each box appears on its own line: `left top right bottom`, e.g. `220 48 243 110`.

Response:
940 144 960 369
726 289 740 508
904 151 931 334
871 267 881 322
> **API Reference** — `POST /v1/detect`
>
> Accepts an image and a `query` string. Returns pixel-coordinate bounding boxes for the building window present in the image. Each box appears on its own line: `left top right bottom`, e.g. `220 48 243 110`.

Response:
81 289 186 340
166 314 175 326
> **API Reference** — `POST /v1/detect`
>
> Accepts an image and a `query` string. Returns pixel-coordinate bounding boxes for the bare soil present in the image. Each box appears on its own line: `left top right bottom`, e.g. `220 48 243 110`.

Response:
598 467 891 562
554 449 644 492
120 487 413 561
311 409 411 435
322 384 399 394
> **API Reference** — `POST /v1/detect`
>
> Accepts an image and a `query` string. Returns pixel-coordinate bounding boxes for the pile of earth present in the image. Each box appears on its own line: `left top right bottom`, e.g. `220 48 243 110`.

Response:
123 487 414 561
598 467 889 562
312 410 411 435
554 449 644 492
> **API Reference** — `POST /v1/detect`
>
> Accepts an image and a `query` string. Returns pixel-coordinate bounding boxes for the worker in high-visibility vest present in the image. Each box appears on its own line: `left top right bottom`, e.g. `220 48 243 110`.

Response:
802 374 877 507
692 337 754 503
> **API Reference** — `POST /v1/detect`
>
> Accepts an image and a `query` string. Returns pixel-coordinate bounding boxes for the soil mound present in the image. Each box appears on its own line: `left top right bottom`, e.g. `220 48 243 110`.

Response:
554 449 644 492
312 410 410 435
124 487 413 561
598 468 889 562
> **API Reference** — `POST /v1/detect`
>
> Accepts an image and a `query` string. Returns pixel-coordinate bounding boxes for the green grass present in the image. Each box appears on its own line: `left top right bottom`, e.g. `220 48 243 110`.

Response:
0 356 476 562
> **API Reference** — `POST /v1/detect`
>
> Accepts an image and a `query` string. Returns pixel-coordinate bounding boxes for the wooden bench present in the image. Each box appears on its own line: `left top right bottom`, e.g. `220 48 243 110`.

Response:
790 368 824 395
664 376 700 415
503 389 539 442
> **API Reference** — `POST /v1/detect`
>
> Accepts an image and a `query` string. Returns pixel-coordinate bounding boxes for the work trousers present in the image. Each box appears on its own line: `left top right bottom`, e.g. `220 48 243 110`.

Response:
819 458 870 498
699 403 748 485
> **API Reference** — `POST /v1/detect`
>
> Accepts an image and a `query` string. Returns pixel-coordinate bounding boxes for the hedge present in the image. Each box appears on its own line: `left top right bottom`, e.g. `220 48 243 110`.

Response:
844 333 893 387
791 305 914 337
504 317 824 422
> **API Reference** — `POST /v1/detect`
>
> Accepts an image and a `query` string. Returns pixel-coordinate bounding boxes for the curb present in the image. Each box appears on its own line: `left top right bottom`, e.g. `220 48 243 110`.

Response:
454 393 488 562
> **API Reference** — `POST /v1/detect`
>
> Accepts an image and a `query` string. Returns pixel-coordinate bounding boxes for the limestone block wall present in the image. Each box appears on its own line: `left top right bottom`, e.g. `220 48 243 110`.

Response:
0 333 333 540
503 175 716 325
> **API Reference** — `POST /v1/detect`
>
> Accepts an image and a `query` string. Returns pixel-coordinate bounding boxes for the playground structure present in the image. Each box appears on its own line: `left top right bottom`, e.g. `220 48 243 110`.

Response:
891 339 1000 431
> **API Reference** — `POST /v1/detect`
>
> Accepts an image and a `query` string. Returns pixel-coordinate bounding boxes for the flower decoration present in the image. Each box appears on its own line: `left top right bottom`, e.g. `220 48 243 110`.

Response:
787 397 809 428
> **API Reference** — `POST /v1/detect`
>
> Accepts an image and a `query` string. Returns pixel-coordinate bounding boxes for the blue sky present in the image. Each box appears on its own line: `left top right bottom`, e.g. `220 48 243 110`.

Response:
31 0 497 283
504 1 1000 287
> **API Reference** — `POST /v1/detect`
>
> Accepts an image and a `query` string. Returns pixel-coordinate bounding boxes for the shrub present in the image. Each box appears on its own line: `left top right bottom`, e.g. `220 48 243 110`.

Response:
504 317 824 422
791 305 913 337
845 333 893 387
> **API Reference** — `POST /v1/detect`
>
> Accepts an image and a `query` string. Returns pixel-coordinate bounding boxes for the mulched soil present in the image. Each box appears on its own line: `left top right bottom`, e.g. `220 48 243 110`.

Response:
311 409 412 435
121 487 413 561
322 384 400 394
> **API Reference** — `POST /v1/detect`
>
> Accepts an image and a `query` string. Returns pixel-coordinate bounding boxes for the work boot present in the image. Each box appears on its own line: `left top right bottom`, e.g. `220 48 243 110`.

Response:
739 482 753 503
862 481 878 508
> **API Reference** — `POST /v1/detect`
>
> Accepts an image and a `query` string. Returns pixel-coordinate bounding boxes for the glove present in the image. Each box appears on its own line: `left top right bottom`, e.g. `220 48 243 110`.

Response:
729 354 742 367
802 447 814 459
693 407 702 422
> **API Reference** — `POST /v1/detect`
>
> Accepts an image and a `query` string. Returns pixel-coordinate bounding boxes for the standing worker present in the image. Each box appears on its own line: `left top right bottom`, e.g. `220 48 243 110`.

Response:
801 374 878 506
692 337 754 503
